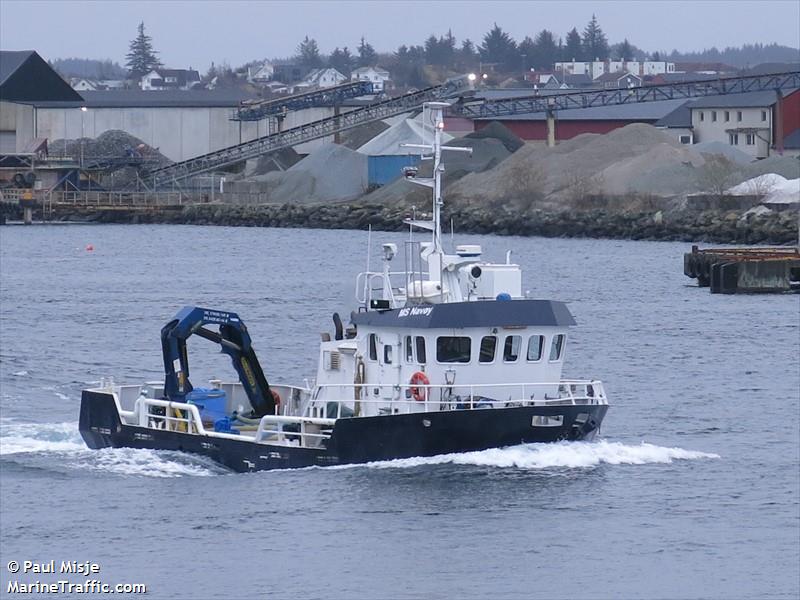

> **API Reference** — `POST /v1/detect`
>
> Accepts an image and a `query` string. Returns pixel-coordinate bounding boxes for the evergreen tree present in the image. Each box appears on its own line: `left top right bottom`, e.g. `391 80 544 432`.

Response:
651 51 661 61
479 23 518 71
125 22 161 78
518 36 535 71
581 14 609 60
297 35 322 67
531 29 559 69
459 39 478 67
615 38 634 61
357 37 377 67
328 47 353 76
563 27 583 61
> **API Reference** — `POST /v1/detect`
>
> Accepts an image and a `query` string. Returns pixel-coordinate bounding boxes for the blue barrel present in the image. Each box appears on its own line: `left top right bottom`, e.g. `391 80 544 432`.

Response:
186 388 228 422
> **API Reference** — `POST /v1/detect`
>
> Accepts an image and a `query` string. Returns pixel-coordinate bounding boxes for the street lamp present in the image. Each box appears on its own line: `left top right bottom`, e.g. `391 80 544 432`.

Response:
80 106 88 168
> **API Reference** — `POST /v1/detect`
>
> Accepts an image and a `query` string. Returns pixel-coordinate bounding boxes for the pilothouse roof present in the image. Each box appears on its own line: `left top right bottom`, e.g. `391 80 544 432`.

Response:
351 299 576 329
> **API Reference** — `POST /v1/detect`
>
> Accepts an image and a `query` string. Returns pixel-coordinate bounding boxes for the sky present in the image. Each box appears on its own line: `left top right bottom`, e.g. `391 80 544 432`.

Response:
1 0 799 72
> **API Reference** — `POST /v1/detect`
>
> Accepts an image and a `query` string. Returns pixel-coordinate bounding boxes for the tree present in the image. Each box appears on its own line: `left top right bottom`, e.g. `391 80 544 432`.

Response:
297 35 322 67
480 23 518 71
531 29 559 70
518 36 535 71
651 51 662 61
357 37 377 67
563 27 583 61
581 14 609 60
125 22 161 78
328 47 353 76
458 39 479 69
616 38 634 61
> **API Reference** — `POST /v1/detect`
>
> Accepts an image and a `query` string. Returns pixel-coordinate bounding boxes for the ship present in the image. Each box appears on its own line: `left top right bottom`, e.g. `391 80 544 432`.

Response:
79 102 609 472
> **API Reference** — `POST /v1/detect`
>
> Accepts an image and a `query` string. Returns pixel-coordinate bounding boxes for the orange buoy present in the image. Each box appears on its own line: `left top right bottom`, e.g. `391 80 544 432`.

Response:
85 244 94 251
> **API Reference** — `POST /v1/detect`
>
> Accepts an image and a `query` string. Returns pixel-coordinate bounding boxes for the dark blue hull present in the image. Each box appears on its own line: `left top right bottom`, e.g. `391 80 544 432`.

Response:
79 391 609 473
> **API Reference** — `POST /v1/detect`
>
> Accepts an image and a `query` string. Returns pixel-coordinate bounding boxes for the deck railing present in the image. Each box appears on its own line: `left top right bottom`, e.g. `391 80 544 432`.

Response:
308 379 607 419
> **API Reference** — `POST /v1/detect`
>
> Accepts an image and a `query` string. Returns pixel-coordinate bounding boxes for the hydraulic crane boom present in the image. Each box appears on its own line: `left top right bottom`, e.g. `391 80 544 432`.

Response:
160 306 276 417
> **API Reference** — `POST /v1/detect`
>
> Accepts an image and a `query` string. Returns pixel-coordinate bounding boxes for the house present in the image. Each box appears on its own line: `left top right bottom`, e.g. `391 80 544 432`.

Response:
140 68 201 91
247 62 274 85
291 68 347 92
351 66 391 92
688 89 800 159
595 71 642 89
71 78 99 91
554 59 675 80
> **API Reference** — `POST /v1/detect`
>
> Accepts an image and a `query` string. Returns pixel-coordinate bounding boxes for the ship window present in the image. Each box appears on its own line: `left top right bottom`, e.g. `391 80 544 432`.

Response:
384 345 392 364
405 336 413 362
479 336 496 363
368 334 377 361
527 335 544 361
415 336 426 364
503 335 521 362
549 334 565 361
436 336 471 363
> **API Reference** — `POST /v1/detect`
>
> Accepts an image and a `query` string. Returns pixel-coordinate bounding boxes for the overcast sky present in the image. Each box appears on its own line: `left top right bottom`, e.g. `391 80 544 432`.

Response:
2 0 798 71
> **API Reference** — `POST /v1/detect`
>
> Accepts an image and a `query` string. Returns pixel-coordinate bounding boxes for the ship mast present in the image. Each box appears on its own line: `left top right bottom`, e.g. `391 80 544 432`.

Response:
402 102 472 292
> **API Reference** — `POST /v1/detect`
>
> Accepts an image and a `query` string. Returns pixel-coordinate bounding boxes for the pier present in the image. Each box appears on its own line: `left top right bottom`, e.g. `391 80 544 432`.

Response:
684 245 800 293
0 189 188 224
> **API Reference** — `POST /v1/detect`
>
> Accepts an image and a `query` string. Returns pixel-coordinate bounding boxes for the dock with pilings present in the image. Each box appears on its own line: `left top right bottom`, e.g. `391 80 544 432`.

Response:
684 245 800 294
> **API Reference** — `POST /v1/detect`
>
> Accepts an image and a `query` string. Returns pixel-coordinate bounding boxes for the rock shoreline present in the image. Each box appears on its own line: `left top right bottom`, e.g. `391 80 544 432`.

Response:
3 201 797 245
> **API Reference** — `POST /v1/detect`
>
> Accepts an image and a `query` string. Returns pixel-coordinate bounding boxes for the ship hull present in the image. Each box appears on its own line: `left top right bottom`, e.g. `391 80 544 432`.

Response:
80 391 608 473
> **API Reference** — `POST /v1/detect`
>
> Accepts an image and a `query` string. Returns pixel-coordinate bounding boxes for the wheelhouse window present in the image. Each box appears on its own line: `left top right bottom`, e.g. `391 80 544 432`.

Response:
527 335 544 361
503 335 521 362
436 336 471 363
368 334 377 361
549 334 565 361
711 111 717 122
384 345 392 364
479 336 497 363
415 336 426 364
699 111 704 122
405 336 413 362
724 111 730 122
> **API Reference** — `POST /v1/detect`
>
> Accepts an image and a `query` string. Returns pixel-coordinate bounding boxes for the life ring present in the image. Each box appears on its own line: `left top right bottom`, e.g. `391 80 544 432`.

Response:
271 389 281 414
409 371 430 402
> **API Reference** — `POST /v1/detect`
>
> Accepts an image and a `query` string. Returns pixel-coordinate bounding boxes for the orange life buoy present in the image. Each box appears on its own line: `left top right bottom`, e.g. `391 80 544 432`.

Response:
271 389 281 414
409 371 430 402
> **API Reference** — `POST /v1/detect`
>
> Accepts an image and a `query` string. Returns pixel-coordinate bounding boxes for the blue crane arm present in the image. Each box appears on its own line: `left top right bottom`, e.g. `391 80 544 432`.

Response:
160 306 276 417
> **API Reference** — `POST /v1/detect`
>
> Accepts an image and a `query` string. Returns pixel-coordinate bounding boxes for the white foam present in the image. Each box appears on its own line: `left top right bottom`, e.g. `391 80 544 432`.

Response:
0 421 223 478
12 370 29 376
345 440 720 471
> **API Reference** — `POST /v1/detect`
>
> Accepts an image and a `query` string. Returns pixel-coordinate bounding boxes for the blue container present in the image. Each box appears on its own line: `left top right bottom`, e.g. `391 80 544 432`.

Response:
368 155 421 186
186 388 228 422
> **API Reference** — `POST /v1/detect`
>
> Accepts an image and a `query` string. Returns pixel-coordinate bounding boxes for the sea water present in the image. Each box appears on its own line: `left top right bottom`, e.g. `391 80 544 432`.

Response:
1 224 797 599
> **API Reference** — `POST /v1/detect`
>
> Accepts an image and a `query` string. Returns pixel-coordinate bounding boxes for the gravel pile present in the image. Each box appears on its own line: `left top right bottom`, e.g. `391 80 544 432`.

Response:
49 130 170 167
694 141 753 165
226 143 367 203
358 117 453 155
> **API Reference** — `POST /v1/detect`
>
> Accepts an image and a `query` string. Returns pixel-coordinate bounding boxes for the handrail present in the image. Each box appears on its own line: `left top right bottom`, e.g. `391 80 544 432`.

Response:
308 379 607 418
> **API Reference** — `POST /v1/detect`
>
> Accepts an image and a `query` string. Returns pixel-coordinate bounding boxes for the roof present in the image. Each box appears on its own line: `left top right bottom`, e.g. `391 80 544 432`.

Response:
595 71 641 83
350 300 576 329
654 72 721 83
687 89 788 109
32 89 257 108
0 50 83 102
655 102 693 128
352 66 390 76
783 128 800 149
474 97 689 122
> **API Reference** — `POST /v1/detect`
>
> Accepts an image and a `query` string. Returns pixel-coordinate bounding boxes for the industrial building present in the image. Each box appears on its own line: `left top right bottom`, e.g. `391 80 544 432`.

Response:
688 89 800 159
0 50 83 152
